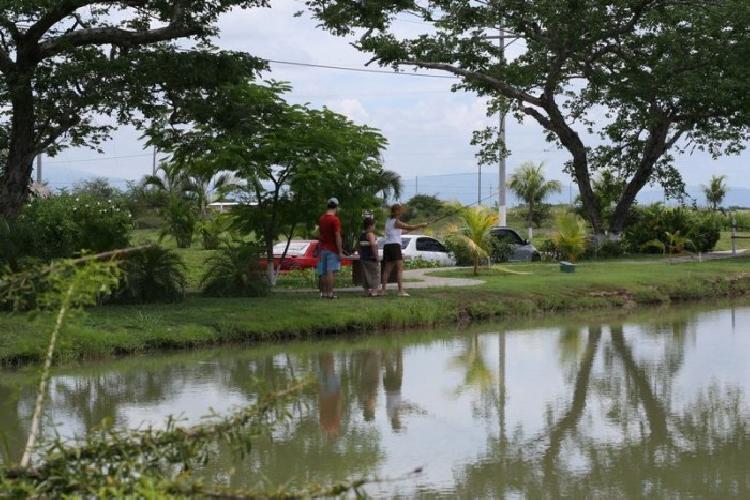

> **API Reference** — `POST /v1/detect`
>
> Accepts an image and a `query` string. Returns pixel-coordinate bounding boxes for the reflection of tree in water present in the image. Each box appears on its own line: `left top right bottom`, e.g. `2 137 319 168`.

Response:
452 323 750 498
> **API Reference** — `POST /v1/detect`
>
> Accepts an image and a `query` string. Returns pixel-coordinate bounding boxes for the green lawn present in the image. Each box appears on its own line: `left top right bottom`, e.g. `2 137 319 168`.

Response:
2 255 750 366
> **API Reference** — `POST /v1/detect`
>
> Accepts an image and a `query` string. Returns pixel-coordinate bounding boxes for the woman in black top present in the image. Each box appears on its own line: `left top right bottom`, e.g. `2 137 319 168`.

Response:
357 218 380 296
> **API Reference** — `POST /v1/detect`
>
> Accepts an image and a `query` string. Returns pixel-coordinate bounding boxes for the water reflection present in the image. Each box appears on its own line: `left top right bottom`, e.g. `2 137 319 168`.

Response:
1 303 750 496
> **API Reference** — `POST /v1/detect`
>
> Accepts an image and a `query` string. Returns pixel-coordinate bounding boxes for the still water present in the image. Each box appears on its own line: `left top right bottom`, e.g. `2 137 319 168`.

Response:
2 303 750 497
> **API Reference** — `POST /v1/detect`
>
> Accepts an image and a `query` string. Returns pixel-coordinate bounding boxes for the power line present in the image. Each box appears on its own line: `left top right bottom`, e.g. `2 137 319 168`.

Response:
44 153 160 164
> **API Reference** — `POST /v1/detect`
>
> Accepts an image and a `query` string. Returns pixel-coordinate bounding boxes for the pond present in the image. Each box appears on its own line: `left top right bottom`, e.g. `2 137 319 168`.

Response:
1 302 750 497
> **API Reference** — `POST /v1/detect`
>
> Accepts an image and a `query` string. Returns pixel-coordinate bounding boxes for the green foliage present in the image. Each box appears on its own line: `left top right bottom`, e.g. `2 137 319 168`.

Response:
488 236 515 263
444 237 474 267
108 247 187 305
624 205 721 254
0 2 266 218
402 194 450 223
448 207 498 274
9 194 132 261
703 175 728 210
198 215 229 250
509 161 562 229
162 196 198 249
201 242 270 297
554 213 588 263
149 80 393 261
307 0 750 236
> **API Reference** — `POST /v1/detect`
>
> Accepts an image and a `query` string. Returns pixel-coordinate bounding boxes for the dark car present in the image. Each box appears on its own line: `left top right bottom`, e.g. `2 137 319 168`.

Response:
489 227 542 262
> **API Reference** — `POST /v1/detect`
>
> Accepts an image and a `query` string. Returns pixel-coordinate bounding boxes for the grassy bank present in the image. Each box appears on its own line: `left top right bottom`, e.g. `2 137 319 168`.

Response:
1 257 750 366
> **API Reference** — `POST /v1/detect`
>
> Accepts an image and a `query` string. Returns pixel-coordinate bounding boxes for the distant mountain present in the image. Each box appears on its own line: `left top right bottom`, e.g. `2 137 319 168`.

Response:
35 164 131 191
400 172 750 208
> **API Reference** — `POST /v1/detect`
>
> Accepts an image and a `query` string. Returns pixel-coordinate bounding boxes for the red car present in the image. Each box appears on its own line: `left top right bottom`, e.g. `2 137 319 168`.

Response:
259 240 353 272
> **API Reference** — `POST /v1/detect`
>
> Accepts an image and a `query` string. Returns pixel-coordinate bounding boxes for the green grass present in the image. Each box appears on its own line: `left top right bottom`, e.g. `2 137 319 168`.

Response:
2 256 750 366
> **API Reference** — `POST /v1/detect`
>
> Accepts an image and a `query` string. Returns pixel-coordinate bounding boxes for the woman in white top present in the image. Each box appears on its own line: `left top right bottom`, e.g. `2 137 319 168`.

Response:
381 204 427 297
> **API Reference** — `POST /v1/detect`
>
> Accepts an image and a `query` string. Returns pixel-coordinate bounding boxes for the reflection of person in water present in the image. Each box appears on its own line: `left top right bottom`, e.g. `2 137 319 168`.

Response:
318 353 342 438
383 349 404 431
353 350 381 421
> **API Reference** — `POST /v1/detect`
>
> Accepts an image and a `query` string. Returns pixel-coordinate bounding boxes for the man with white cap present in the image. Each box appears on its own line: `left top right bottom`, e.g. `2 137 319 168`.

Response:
318 197 344 299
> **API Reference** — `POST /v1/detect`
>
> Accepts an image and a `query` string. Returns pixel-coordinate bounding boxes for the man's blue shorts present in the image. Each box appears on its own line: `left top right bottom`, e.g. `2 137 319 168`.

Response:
317 249 341 275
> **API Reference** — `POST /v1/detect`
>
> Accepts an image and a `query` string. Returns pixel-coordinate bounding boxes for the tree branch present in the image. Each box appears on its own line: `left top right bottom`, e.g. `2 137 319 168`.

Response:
37 4 199 59
396 60 545 107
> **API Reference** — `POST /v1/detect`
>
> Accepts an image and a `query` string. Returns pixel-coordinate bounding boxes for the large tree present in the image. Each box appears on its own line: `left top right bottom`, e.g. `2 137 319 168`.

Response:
150 80 394 284
306 0 750 237
0 1 265 219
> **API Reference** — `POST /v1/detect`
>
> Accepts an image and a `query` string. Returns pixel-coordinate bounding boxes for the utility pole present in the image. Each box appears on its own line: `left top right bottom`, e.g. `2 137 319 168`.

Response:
477 165 482 205
152 146 157 175
497 26 508 226
36 155 42 184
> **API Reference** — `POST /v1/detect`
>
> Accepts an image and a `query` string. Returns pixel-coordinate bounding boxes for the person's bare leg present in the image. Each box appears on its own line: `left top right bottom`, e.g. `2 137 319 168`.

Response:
327 271 336 297
381 261 394 294
396 261 405 293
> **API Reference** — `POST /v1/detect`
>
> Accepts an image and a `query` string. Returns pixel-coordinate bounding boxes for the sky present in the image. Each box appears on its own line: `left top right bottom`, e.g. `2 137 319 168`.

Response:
37 0 750 192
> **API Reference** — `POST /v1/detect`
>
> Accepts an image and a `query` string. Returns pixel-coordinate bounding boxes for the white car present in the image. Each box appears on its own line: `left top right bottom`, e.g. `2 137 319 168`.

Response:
377 234 456 266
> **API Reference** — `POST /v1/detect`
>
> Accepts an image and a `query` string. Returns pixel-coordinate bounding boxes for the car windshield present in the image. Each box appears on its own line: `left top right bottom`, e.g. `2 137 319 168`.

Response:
272 242 309 256
377 237 411 249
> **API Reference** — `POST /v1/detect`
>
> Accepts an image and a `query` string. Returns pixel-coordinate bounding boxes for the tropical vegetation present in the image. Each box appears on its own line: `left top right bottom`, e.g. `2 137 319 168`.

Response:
509 161 562 238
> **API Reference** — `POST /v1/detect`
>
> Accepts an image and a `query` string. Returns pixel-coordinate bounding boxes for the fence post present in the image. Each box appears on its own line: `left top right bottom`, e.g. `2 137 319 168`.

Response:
731 214 737 256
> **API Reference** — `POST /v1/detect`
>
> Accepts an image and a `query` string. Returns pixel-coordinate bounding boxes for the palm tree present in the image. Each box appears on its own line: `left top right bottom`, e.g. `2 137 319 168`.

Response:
509 161 562 239
374 169 402 205
143 162 199 248
553 212 588 262
702 175 727 211
451 206 499 275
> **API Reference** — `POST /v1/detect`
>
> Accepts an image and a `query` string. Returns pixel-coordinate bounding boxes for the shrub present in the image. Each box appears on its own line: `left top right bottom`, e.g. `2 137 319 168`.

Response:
488 236 515 263
584 238 625 260
539 238 560 262
444 236 474 267
162 197 197 249
109 247 187 304
623 204 720 254
404 257 443 270
11 194 132 261
201 242 269 297
198 215 229 250
553 212 588 262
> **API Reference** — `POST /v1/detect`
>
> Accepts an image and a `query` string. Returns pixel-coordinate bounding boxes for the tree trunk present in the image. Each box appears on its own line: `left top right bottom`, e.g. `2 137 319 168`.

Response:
0 72 38 220
542 101 603 236
527 199 534 241
608 124 670 237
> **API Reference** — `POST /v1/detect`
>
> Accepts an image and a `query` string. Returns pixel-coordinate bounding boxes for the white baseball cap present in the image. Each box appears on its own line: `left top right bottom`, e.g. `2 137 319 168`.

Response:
327 197 339 206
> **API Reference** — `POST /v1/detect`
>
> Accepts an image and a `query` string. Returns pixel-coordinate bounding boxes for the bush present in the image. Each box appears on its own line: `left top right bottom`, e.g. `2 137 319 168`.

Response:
584 238 625 260
443 236 474 266
404 257 443 269
11 194 132 261
488 236 514 263
162 197 197 249
201 242 269 297
198 215 229 250
553 212 588 262
109 247 187 304
539 238 560 262
623 205 721 254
